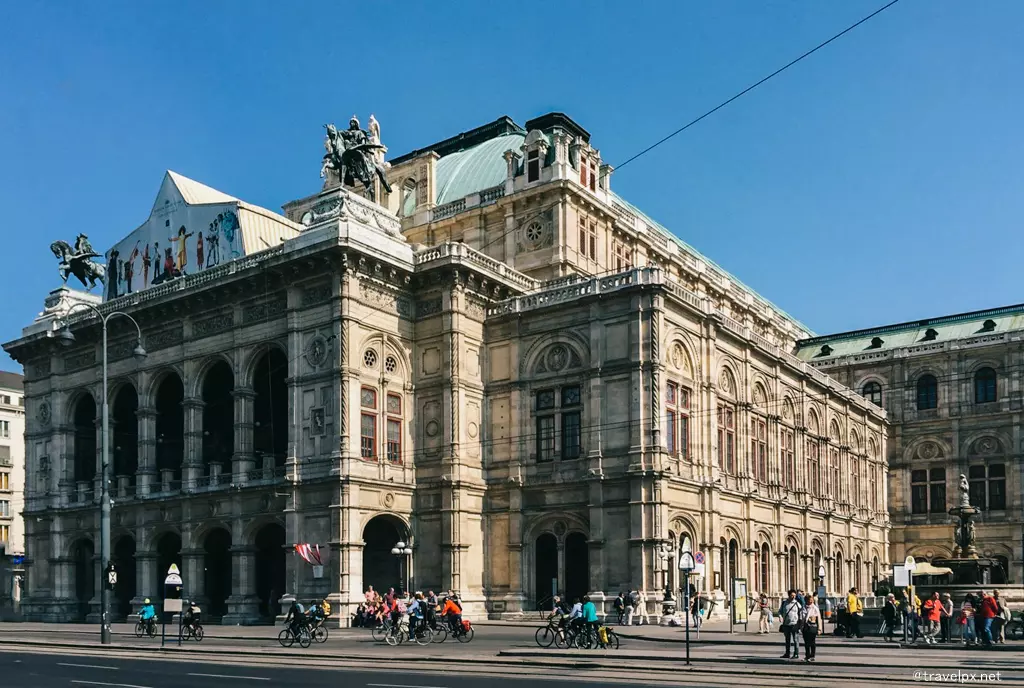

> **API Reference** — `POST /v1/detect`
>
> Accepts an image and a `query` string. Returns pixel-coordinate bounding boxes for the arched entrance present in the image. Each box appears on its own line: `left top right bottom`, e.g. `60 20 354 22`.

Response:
362 515 406 596
201 362 234 470
71 539 95 622
254 523 286 619
154 375 184 481
111 385 139 480
72 395 97 483
253 349 287 468
155 532 182 598
112 536 137 619
203 529 232 618
564 532 589 604
534 534 558 608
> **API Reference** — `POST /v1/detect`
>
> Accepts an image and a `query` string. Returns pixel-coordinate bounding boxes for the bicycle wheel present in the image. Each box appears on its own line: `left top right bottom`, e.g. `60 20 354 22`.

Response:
535 626 555 648
371 622 390 643
178 626 190 642
134 621 145 638
147 622 157 638
193 624 204 642
385 629 401 646
430 623 448 643
298 628 312 648
554 629 571 649
278 629 294 648
574 629 591 649
605 630 620 650
414 627 433 646
456 626 474 643
313 625 328 643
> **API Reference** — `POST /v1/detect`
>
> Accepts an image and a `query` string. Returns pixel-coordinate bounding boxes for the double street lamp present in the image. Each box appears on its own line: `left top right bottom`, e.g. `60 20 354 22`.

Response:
390 540 412 597
56 304 147 645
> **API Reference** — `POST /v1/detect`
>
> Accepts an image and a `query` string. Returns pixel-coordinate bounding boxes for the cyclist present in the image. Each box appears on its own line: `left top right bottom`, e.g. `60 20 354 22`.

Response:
284 599 306 638
441 594 463 635
582 595 600 646
548 595 570 629
182 599 201 634
407 592 426 641
139 598 157 634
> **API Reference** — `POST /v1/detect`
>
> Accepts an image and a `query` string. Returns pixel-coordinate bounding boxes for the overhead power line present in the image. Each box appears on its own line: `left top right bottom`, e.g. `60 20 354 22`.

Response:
614 0 904 173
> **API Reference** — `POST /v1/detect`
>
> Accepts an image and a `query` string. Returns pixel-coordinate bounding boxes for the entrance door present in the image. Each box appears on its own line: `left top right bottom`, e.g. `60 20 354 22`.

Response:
535 534 558 609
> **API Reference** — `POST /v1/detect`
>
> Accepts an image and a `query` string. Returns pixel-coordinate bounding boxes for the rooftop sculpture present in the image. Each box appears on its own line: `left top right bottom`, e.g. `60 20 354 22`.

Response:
50 233 107 290
320 115 393 203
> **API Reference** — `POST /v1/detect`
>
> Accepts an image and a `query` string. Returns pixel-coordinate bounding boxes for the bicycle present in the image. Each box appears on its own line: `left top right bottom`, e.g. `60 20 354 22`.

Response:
397 619 434 646
573 624 619 650
179 621 205 642
427 616 449 643
535 617 571 648
135 618 157 638
371 616 398 643
278 624 312 648
449 618 475 643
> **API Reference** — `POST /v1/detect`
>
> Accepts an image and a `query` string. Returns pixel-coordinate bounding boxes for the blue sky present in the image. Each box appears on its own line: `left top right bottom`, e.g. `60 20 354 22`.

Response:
3 1 1023 372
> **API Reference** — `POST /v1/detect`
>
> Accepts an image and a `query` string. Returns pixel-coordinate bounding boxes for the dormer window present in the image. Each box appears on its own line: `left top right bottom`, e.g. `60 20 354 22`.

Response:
922 328 938 341
980 319 997 333
527 149 540 183
816 345 833 357
579 154 598 192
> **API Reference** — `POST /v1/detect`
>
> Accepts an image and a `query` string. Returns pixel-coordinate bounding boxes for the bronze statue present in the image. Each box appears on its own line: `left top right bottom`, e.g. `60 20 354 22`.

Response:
50 233 107 290
321 116 393 202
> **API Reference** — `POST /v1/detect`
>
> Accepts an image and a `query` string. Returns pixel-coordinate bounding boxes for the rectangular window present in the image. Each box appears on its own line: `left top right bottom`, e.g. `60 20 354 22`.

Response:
386 419 402 463
536 390 555 411
806 441 820 495
929 467 946 513
851 457 861 503
0 472 8 491
666 383 690 459
0 500 7 517
578 216 598 261
989 463 1006 510
536 416 555 462
612 241 632 272
0 421 8 439
588 160 598 191
830 448 840 497
717 407 735 474
666 409 677 455
360 414 376 459
751 418 767 483
527 149 540 182
0 524 7 543
562 411 581 459
869 464 878 512
0 395 10 405
782 430 795 488
969 465 987 510
580 156 588 187
911 469 928 514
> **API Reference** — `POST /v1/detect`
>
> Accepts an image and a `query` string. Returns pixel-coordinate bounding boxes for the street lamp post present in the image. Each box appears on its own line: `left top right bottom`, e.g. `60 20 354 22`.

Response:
57 304 147 645
679 550 696 666
390 541 413 597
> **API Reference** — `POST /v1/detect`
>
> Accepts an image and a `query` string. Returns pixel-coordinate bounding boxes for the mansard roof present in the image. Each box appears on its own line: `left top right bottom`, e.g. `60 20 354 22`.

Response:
794 302 1024 361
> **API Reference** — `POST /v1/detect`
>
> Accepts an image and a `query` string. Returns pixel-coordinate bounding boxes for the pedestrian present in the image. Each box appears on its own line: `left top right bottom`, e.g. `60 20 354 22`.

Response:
779 589 802 660
755 593 773 633
922 592 942 644
960 593 976 645
977 590 999 646
636 589 650 626
613 592 626 625
796 589 806 606
690 590 703 630
940 592 953 643
846 587 864 638
882 593 897 642
801 596 824 662
626 588 639 626
993 590 1009 644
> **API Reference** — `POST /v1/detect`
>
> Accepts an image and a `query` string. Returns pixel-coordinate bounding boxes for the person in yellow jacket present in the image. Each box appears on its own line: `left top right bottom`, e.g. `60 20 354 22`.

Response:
846 587 864 638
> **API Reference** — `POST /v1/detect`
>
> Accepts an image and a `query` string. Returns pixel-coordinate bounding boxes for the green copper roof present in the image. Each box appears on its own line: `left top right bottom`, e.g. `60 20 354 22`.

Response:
435 133 523 206
794 303 1024 361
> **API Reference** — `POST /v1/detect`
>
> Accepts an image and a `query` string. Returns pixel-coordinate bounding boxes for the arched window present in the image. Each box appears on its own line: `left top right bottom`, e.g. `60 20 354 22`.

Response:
862 381 882 407
788 547 798 591
855 553 863 591
916 374 938 410
975 367 997 404
760 543 770 593
834 552 843 593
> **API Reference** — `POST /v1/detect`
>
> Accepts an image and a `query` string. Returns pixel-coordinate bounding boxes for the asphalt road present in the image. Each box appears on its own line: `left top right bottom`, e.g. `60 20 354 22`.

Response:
0 650 665 688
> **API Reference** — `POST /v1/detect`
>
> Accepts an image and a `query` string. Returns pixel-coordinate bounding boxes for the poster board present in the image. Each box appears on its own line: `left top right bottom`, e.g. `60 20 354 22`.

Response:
731 578 748 624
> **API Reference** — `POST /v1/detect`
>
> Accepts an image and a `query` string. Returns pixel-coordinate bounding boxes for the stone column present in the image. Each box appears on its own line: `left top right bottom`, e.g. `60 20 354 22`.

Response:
182 397 205 488
224 545 259 625
232 388 256 483
136 406 157 496
135 553 156 606
181 548 205 607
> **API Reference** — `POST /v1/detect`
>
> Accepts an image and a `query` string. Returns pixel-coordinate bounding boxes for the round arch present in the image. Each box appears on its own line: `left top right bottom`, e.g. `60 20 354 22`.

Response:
662 330 699 380
202 527 233 617
241 341 289 389
189 354 236 400
142 366 185 408
522 512 590 546
362 514 410 596
355 333 413 381
519 331 591 377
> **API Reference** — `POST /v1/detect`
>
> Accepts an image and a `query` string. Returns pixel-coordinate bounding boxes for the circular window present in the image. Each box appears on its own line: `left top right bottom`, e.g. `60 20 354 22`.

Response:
363 349 378 368
524 221 544 246
384 356 398 374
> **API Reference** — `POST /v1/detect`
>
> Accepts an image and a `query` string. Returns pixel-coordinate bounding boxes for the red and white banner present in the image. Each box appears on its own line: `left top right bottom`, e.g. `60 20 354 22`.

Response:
294 543 324 566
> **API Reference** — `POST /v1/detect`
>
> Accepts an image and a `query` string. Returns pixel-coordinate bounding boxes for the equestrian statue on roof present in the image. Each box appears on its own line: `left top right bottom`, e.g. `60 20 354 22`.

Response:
320 115 393 203
50 233 107 290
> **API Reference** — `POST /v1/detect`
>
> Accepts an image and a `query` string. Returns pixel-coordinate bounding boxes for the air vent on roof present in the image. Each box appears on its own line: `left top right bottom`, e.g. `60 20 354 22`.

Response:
922 328 938 341
979 319 997 333
867 337 884 350
816 345 833 357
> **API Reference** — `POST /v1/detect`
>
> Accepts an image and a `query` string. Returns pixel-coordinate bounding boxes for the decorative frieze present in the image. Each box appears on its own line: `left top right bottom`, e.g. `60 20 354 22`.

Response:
302 283 332 307
358 282 412 318
243 294 287 325
191 312 234 340
146 325 184 351
63 349 96 372
416 298 443 317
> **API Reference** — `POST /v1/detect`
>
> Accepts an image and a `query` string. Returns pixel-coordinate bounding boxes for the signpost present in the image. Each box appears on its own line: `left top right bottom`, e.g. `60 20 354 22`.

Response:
679 551 695 666
162 564 183 648
903 556 916 644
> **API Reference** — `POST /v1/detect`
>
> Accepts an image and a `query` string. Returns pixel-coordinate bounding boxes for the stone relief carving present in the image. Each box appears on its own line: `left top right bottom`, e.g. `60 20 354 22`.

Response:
302 283 332 307
359 282 412 316
917 441 941 460
37 402 51 427
192 312 234 339
971 437 1000 455
64 350 96 372
146 325 184 351
243 295 287 324
534 343 582 375
752 384 767 409
718 368 735 397
310 407 326 437
465 297 486 320
306 333 330 368
416 297 443 317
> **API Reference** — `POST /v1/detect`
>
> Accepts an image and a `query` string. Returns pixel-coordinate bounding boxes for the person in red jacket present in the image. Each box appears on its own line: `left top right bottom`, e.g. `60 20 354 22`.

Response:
977 591 999 646
921 592 943 644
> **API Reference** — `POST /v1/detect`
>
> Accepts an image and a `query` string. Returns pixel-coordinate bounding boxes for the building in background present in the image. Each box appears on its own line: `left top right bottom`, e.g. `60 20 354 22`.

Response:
0 371 25 556
4 112 888 623
796 304 1022 583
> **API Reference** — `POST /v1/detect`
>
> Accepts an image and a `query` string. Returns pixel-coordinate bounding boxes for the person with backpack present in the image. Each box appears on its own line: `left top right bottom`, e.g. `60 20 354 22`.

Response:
626 589 640 626
779 589 802 659
441 594 463 634
613 592 626 625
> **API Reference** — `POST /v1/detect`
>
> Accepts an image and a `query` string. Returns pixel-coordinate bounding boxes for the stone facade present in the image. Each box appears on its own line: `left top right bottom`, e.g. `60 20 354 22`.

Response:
4 113 889 624
797 306 1024 585
0 371 25 557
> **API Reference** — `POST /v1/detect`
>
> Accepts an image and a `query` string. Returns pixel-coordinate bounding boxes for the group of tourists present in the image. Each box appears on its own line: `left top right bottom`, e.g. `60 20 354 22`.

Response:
352 585 465 640
610 590 650 626
881 588 1012 646
777 588 825 661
